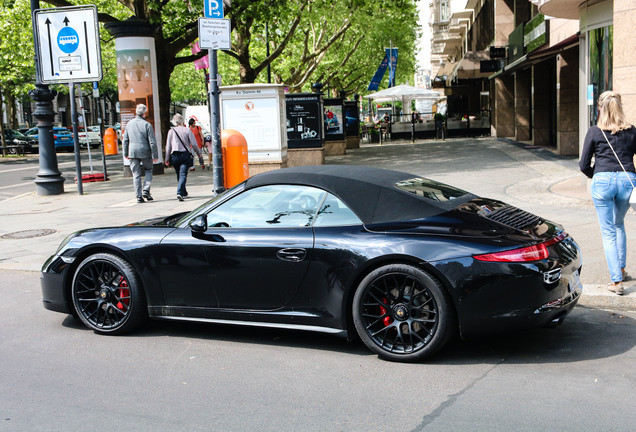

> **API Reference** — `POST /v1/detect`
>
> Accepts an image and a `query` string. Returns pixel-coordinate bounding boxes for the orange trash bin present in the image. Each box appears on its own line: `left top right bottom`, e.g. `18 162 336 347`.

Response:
104 127 118 155
221 129 249 188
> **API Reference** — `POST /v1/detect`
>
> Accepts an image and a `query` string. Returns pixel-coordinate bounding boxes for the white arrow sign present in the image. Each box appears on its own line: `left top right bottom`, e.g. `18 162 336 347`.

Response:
34 5 102 84
205 0 224 18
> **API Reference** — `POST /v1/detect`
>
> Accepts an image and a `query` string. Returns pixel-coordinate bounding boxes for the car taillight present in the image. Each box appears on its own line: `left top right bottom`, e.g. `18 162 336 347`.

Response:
53 135 58 139
543 231 568 247
473 232 568 262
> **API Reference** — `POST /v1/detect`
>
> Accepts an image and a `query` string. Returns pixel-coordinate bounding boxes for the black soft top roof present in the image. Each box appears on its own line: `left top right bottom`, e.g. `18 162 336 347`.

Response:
244 165 476 225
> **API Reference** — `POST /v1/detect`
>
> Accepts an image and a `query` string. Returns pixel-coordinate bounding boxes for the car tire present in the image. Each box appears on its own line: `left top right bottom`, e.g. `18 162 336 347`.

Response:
352 264 456 362
71 253 147 335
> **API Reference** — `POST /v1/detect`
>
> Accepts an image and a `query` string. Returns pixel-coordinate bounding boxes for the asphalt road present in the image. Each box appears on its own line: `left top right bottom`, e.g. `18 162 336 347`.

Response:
2 269 636 432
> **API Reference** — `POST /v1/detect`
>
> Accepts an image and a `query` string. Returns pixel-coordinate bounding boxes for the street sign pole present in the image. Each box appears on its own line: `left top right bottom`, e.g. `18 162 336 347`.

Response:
199 2 228 195
69 82 83 195
209 49 224 195
94 82 108 181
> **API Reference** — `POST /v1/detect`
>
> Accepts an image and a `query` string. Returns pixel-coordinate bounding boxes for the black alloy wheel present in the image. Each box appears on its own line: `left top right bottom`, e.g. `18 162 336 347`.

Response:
71 253 146 335
353 264 455 362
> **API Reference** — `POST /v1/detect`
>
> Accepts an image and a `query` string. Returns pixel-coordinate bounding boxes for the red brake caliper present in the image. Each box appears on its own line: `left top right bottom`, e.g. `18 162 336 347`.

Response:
380 298 393 327
116 277 130 310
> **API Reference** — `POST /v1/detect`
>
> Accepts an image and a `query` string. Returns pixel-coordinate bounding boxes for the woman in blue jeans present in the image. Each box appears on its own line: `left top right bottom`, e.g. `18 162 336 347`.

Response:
580 91 636 295
165 114 204 201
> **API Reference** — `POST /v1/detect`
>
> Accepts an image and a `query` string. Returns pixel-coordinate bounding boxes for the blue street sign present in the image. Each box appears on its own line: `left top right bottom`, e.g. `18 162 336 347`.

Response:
204 0 224 18
57 26 79 54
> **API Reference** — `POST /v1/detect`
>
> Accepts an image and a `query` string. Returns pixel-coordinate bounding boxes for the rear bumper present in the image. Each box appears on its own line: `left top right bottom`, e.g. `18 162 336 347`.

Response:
443 236 583 338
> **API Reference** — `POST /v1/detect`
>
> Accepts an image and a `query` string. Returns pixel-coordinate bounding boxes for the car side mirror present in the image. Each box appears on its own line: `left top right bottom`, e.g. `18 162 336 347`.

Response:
189 215 208 233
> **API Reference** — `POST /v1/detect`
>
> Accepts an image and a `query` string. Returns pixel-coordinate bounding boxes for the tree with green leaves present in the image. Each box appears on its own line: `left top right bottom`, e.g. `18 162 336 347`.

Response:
269 0 419 96
24 0 418 140
169 0 419 102
0 0 37 139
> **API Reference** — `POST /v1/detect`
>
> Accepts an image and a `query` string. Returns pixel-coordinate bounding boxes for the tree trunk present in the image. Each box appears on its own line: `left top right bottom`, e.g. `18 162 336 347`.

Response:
5 91 17 129
154 36 176 148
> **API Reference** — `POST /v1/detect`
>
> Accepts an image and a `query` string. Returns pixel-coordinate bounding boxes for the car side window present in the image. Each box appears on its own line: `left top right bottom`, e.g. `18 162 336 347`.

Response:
314 194 362 227
206 185 326 228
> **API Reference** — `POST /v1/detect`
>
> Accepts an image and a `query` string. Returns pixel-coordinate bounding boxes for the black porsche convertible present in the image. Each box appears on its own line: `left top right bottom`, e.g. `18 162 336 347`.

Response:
41 165 583 362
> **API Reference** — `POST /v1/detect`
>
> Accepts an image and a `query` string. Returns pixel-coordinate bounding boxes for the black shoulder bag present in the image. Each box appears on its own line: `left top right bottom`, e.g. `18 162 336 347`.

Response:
171 128 194 168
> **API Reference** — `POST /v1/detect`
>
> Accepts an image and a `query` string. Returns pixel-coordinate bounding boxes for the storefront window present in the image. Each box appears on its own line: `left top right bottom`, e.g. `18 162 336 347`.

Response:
589 25 613 126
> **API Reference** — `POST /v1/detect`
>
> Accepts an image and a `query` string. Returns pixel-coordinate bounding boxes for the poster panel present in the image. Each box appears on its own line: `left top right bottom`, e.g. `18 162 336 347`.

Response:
323 99 345 140
115 37 163 163
221 97 282 161
286 95 323 148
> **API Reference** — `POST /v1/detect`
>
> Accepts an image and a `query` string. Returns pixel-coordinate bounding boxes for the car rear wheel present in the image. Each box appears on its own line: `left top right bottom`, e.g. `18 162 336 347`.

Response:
71 253 146 335
353 264 455 362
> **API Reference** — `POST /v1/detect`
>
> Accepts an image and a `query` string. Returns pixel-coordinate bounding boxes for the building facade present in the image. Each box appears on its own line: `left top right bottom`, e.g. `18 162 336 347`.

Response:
431 0 636 155
536 0 636 153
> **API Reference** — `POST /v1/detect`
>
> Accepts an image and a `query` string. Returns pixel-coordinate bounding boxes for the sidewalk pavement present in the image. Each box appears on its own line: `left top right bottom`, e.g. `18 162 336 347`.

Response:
1 136 635 311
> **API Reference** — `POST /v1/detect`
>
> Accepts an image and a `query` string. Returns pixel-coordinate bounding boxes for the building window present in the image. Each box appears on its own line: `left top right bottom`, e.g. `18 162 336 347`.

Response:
589 25 613 126
440 0 450 23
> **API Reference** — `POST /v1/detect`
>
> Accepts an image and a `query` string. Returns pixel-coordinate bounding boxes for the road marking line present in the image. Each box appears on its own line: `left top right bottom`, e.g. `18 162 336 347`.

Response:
0 160 77 174
0 181 33 190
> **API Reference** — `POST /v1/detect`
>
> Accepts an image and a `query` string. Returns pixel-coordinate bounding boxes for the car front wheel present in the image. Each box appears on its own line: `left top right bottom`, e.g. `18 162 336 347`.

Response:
353 264 455 362
71 253 146 335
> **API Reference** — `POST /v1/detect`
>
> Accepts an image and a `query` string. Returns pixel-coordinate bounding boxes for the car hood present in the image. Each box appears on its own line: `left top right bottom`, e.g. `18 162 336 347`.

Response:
126 211 190 227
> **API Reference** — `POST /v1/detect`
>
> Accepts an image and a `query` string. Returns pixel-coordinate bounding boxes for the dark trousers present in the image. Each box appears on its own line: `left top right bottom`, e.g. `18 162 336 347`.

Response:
172 160 190 196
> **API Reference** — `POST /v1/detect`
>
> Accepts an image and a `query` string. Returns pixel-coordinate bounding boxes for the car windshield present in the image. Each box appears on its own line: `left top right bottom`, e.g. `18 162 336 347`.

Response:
394 177 469 202
175 183 245 227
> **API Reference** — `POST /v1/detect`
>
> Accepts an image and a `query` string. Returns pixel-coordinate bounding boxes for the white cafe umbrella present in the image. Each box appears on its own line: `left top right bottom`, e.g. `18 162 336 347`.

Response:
364 85 444 115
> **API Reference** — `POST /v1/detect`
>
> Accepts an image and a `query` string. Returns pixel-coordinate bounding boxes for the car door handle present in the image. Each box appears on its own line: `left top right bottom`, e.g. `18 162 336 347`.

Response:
276 248 307 262
192 232 226 242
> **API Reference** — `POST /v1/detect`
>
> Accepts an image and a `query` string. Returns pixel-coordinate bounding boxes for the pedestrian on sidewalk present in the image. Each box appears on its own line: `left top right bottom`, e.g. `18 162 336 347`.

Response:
188 118 208 171
122 104 158 203
580 90 636 296
165 114 204 201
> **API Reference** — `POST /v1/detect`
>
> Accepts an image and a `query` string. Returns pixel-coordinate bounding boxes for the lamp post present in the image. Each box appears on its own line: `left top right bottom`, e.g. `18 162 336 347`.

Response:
29 0 65 195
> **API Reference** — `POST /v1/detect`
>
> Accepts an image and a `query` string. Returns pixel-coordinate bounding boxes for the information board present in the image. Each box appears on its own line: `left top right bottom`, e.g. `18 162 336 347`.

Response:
198 18 231 50
286 94 324 149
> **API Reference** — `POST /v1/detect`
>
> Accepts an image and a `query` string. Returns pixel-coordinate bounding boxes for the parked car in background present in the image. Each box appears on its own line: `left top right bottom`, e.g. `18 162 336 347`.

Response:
113 122 121 140
74 125 101 148
25 126 76 152
52 127 73 151
3 129 38 153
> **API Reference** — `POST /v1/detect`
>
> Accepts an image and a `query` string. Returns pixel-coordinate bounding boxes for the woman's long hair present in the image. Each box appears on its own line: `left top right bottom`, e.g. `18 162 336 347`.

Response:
597 91 632 134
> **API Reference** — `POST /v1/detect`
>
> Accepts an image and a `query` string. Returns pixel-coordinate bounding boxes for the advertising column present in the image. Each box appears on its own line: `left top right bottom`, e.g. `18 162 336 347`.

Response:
105 20 164 175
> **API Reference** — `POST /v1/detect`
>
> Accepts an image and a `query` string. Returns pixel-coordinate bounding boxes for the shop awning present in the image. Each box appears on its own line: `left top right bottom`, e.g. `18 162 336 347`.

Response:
435 61 457 79
452 51 493 80
527 32 580 60
488 32 579 79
